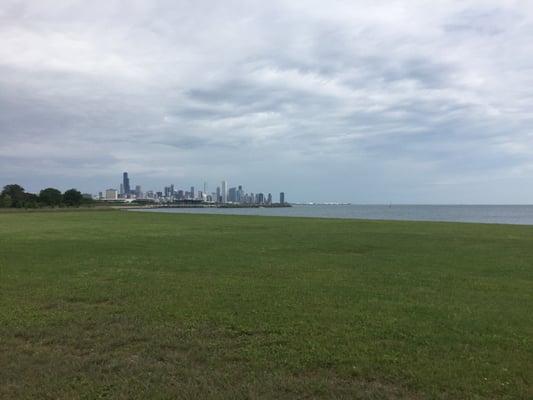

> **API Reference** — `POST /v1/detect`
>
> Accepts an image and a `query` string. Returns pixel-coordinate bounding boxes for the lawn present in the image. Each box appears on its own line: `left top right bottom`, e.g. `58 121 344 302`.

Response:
0 210 531 399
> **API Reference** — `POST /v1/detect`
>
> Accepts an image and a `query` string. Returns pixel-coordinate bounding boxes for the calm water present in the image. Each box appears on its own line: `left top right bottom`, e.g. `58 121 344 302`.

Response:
129 204 533 225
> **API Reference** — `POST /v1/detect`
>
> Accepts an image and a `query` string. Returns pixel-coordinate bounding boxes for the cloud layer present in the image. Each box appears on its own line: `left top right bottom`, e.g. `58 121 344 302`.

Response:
1 0 533 202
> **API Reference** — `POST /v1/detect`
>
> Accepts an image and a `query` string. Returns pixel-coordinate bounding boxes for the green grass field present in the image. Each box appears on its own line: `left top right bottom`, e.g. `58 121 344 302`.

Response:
1 211 531 399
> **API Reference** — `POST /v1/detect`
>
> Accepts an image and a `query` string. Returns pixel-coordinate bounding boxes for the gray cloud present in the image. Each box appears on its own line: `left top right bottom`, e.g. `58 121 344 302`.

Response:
1 0 533 203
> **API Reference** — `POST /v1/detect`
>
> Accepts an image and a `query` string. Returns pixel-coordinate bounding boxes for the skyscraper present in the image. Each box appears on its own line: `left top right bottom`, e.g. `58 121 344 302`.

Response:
221 181 227 203
280 192 285 204
228 187 237 203
123 172 130 195
237 185 243 203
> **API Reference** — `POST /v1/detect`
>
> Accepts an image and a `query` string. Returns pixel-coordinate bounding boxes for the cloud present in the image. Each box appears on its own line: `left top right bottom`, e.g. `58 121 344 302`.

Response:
1 0 533 202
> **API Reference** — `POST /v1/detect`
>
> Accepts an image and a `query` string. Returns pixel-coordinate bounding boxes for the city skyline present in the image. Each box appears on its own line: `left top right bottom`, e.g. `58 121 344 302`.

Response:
102 172 287 205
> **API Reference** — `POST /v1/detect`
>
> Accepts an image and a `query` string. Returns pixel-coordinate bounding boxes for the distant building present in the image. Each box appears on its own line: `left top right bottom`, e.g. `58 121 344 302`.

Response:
267 193 272 204
190 186 195 199
119 183 124 196
216 186 221 203
123 172 130 196
98 191 103 200
228 187 237 203
280 192 285 204
105 188 118 200
237 185 244 203
135 185 142 199
221 181 227 203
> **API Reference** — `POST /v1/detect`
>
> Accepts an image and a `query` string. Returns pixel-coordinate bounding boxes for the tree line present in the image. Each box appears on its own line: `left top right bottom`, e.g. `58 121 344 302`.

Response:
0 184 91 208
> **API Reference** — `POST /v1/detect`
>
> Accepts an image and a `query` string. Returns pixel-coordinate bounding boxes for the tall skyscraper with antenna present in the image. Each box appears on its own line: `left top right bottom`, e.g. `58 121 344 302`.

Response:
123 172 130 195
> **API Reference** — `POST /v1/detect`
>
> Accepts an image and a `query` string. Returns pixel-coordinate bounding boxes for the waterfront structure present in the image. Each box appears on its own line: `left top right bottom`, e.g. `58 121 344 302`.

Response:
105 188 118 200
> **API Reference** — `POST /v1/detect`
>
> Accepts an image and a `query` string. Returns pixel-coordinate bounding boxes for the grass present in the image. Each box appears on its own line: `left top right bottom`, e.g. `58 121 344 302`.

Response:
0 210 531 399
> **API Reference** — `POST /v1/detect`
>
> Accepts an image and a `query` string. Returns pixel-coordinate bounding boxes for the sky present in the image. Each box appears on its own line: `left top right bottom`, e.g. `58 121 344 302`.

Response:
1 0 533 203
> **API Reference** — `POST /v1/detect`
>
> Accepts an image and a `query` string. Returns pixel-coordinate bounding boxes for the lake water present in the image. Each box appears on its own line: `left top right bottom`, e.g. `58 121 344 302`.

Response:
129 204 533 225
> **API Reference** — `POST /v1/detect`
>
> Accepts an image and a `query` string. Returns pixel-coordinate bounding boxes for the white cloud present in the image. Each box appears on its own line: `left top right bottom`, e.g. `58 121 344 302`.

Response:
1 0 533 202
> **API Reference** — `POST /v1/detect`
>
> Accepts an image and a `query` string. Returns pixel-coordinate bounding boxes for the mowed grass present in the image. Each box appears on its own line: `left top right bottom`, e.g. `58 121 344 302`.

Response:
0 211 531 399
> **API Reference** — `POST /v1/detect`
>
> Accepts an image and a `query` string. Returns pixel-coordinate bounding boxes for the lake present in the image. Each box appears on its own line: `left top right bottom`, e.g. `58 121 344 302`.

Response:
129 204 533 225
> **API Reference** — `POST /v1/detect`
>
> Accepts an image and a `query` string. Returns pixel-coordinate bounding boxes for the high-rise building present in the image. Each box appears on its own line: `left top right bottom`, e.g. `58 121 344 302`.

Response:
280 192 285 204
237 185 243 203
228 187 237 203
267 193 272 204
221 181 227 203
216 187 221 203
105 188 118 200
190 186 195 199
135 185 142 199
123 172 130 195
119 183 124 196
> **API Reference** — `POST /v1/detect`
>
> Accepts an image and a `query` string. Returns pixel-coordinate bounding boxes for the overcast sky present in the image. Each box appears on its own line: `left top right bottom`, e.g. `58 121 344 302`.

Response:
1 1 533 203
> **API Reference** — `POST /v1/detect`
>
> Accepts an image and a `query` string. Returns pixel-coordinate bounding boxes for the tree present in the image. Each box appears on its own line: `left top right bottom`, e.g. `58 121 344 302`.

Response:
63 189 83 207
1 184 26 208
39 188 63 207
23 193 39 208
0 194 12 208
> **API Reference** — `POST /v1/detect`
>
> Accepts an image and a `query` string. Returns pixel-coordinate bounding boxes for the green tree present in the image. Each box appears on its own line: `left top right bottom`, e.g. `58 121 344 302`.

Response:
23 193 39 208
39 188 63 207
0 194 12 208
63 189 83 207
1 184 26 208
